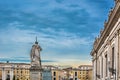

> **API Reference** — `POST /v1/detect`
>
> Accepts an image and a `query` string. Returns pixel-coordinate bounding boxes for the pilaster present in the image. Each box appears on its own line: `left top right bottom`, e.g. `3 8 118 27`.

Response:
2 68 6 80
10 68 13 80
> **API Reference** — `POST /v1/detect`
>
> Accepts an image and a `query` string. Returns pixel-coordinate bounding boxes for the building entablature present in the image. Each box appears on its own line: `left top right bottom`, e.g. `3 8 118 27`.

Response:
115 0 120 3
91 1 120 56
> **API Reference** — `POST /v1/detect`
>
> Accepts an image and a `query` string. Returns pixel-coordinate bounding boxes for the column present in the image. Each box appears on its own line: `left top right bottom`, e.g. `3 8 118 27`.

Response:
97 58 100 79
93 59 96 80
115 32 118 80
107 44 111 80
99 56 102 79
2 68 6 80
118 24 120 80
103 54 105 80
10 68 14 80
107 41 111 80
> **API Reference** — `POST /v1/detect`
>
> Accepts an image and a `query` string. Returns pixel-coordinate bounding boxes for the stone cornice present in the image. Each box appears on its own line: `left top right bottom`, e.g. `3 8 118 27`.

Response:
115 0 120 3
91 1 120 56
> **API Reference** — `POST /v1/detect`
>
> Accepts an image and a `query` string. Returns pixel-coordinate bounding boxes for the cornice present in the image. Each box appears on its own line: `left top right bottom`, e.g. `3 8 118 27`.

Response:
91 2 120 56
115 0 120 3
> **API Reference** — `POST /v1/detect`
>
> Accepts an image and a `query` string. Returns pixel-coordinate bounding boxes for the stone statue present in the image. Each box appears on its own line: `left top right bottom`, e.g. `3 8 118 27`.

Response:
30 37 42 67
30 37 43 80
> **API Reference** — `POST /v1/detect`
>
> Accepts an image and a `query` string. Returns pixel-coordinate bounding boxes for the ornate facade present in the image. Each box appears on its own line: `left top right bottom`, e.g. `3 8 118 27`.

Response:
0 63 30 80
0 63 92 80
78 65 93 80
91 0 120 80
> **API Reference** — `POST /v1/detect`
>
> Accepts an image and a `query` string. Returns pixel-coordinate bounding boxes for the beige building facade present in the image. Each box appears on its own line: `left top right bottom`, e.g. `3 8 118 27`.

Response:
61 65 93 80
91 0 120 80
78 65 92 80
0 63 92 80
0 63 30 80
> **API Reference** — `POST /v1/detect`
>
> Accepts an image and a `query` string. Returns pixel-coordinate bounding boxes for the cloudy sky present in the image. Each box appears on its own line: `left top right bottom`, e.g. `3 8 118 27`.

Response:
0 0 114 66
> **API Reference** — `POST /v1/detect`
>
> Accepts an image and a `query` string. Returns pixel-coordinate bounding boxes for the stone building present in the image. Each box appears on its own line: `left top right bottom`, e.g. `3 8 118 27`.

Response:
78 65 93 80
0 63 30 80
52 69 59 80
71 65 93 80
0 63 93 80
0 62 54 80
57 65 93 80
90 0 120 80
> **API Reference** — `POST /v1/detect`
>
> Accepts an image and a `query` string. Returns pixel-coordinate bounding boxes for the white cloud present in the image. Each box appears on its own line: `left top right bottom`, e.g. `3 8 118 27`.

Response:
0 22 92 47
0 22 93 63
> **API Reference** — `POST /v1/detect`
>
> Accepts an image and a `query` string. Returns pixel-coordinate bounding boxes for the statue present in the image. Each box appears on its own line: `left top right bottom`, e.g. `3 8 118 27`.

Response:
30 37 42 67
30 37 43 80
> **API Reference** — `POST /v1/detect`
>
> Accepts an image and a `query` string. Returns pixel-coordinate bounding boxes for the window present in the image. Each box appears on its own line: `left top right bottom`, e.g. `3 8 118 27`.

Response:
112 47 114 75
54 78 56 80
75 78 77 80
53 72 56 76
105 54 108 77
86 77 88 79
86 71 88 74
83 71 84 74
21 71 22 74
75 72 77 76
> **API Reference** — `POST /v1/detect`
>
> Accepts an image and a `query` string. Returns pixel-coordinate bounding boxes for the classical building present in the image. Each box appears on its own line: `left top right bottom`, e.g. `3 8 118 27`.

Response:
52 65 93 80
78 65 93 80
71 65 93 80
0 63 93 80
52 69 62 80
0 62 55 80
90 0 120 80
51 66 73 80
0 62 30 80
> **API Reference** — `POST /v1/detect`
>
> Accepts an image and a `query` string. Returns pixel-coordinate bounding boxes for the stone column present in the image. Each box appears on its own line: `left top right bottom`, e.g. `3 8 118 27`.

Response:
102 53 105 80
99 56 102 79
10 68 13 80
107 41 111 80
114 32 118 80
93 59 96 80
118 29 120 80
107 42 111 80
2 68 6 80
96 57 100 80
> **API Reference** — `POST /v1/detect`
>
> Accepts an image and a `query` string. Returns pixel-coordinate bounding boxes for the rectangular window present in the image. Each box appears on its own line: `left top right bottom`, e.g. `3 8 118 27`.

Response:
112 47 114 75
86 71 88 74
54 78 56 80
105 54 108 77
75 78 77 80
75 72 77 76
53 72 56 76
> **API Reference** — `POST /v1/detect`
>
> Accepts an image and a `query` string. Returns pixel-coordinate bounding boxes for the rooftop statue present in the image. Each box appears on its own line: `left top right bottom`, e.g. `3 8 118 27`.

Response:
30 37 42 67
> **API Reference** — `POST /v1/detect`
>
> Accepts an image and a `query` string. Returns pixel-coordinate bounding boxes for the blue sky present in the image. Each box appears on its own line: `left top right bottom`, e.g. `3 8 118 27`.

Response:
0 0 114 66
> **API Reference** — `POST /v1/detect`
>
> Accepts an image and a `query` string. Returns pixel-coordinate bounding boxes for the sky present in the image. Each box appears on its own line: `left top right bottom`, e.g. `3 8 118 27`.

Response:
0 0 114 66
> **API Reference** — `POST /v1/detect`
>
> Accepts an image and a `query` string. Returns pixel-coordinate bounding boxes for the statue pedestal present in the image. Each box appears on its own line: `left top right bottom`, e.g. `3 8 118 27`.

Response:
30 66 42 80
